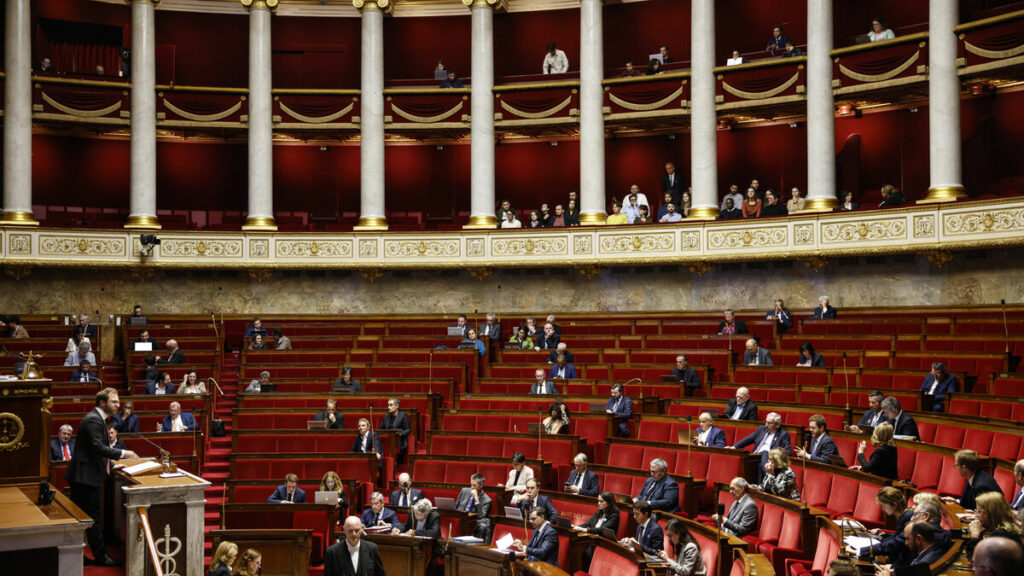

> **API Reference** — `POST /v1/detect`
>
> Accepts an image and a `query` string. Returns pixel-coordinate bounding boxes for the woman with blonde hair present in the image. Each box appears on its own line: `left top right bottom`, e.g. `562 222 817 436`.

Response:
234 549 262 576
969 491 1021 539
755 447 800 500
853 421 898 479
208 541 238 576
319 470 349 513
854 487 910 561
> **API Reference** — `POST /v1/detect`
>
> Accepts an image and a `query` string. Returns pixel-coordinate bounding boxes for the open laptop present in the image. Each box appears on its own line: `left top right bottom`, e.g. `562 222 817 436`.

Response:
314 491 339 505
133 342 153 352
307 420 327 430
446 327 465 337
589 402 607 414
128 316 148 326
504 506 523 520
259 383 278 393
435 497 456 511
551 516 570 529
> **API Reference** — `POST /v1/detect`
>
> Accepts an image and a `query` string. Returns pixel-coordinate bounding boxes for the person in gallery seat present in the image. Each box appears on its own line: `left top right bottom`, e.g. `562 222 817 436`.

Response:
765 298 792 334
851 421 898 480
920 362 958 411
313 399 343 429
795 414 840 464
333 367 363 394
762 189 789 216
848 390 888 433
718 309 748 335
508 326 534 350
440 69 463 88
65 340 97 367
155 339 184 364
797 342 825 367
547 342 574 364
840 190 860 211
722 387 758 421
743 338 773 366
692 412 726 447
244 318 267 339
878 184 905 208
812 295 837 319
670 354 702 395
534 322 559 351
719 197 742 219
273 327 292 349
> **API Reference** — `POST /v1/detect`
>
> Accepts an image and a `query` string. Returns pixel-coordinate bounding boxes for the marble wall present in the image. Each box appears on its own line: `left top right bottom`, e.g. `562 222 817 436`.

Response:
3 249 1022 316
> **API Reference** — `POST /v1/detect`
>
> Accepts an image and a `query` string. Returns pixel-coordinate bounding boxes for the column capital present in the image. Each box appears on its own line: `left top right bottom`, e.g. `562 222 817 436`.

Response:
353 0 393 14
240 0 278 12
125 0 161 5
462 0 508 11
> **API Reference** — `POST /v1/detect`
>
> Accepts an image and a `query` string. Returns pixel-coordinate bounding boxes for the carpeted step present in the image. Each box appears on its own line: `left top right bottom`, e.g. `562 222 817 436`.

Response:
202 472 229 482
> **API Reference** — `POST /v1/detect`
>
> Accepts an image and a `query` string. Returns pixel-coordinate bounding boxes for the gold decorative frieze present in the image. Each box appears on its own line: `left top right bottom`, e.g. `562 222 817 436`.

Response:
384 239 460 258
681 231 700 251
39 235 125 257
708 227 787 250
466 238 485 258
821 219 906 243
491 236 567 256
249 239 270 258
359 239 378 258
944 208 1024 236
160 239 243 258
276 240 354 258
598 232 675 254
9 234 31 255
794 224 814 245
574 236 593 256
913 215 936 238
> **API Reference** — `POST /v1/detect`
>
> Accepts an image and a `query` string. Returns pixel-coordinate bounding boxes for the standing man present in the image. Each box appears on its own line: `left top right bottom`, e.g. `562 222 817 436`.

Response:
380 398 411 464
606 382 634 437
662 162 683 207
542 42 569 74
325 516 387 576
66 388 140 566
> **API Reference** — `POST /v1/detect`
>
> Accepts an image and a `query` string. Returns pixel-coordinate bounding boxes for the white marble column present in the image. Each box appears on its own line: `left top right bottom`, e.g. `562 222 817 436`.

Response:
803 0 837 211
463 0 503 229
353 0 392 230
578 0 606 225
241 0 277 230
125 0 161 229
922 0 967 203
0 0 37 225
688 0 719 219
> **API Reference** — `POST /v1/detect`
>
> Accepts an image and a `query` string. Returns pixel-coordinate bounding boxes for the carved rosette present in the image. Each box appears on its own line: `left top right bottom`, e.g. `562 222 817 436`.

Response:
491 237 567 257
681 231 700 251
944 209 1024 235
708 228 787 250
821 220 905 243
384 240 460 258
249 239 270 258
39 235 125 257
598 233 675 254
276 240 353 258
160 239 243 258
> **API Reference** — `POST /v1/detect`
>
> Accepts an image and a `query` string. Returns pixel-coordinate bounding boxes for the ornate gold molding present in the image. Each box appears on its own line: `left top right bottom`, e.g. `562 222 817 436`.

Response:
248 268 273 283
468 268 493 281
354 216 389 231
124 215 162 230
464 215 498 230
462 0 508 10
360 268 384 283
352 0 393 14
802 257 829 272
919 186 968 204
687 262 712 277
922 250 954 268
242 217 278 231
240 0 278 11
0 212 39 226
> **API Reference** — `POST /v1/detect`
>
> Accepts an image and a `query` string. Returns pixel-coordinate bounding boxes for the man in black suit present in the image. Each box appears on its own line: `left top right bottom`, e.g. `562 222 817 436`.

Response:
950 449 1002 510
380 398 411 463
546 342 575 364
478 313 501 342
66 388 140 566
732 412 792 482
517 479 559 520
396 499 442 574
313 399 343 429
107 424 126 451
670 354 702 395
70 360 98 383
718 309 748 335
662 161 683 207
533 322 560 352
795 414 841 464
722 387 759 421
155 339 184 364
456 473 493 541
881 396 920 439
634 458 679 513
565 453 600 496
390 472 424 508
50 424 76 462
77 313 99 340
625 500 663 555
742 338 773 366
849 390 888 433
514 506 559 566
325 515 387 576
132 329 160 351
812 296 837 319
875 522 947 576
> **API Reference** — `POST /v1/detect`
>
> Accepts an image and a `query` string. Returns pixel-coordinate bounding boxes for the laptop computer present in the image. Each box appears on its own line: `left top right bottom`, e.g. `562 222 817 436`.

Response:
504 506 523 520
552 516 570 529
307 420 327 430
259 383 278 393
128 316 148 325
314 491 339 505
527 422 541 434
435 497 456 511
446 327 465 337
589 402 607 414
134 342 153 352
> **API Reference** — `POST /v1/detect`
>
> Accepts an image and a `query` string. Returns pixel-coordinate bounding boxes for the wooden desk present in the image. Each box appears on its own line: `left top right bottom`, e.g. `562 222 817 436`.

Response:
366 532 434 576
444 541 516 576
520 559 572 576
211 529 312 576
0 483 93 576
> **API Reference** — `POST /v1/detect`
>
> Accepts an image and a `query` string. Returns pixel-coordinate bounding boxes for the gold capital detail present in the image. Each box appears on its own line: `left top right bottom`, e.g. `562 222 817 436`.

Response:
242 216 278 231
464 215 498 229
354 216 389 231
360 268 384 283
923 250 954 268
803 257 829 272
462 0 508 10
240 0 278 11
0 211 39 226
124 215 162 230
578 212 608 225
918 185 967 204
576 265 602 280
127 0 161 5
687 206 720 220
468 268 494 281
248 269 273 283
803 197 839 212
353 0 393 14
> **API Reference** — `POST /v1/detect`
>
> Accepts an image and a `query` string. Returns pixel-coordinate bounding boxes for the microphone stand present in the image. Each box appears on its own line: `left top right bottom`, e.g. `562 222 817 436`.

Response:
686 416 692 476
221 482 228 530
842 352 850 421
1002 299 1009 355
537 406 544 460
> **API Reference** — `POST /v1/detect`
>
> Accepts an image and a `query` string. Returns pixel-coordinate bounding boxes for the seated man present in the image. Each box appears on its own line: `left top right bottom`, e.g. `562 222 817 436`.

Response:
514 506 559 566
882 396 920 439
132 329 160 350
245 370 271 393
394 499 443 569
722 386 759 421
244 318 268 339
719 197 742 219
949 449 1001 511
64 341 97 367
634 458 679 513
1012 459 1024 511
7 315 29 338
731 412 790 482
530 369 559 395
332 367 362 394
155 339 184 364
479 313 501 342
390 472 424 508
112 400 140 433
795 414 840 464
606 382 634 437
565 453 600 496
718 309 748 335
765 298 793 334
267 473 306 503
70 360 97 383
456 473 493 541
920 362 958 411
312 399 343 429
743 338 773 366
144 372 176 395
548 354 577 380
50 424 75 462
848 390 888 433
107 424 126 450
670 354 701 395
547 342 575 364
693 412 727 447
874 522 946 576
159 401 197 432
659 202 682 222
77 313 98 339
451 314 468 336
812 295 837 319
712 478 759 537
517 479 559 520
361 491 402 531
533 322 560 352
623 500 663 556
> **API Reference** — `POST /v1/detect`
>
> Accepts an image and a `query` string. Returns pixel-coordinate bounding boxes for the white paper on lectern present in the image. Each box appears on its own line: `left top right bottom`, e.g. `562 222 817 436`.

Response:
495 533 515 551
844 535 879 550
122 461 162 475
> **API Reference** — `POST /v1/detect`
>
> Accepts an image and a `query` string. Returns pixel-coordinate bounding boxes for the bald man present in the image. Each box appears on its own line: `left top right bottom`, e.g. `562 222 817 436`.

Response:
972 536 1024 576
325 516 386 576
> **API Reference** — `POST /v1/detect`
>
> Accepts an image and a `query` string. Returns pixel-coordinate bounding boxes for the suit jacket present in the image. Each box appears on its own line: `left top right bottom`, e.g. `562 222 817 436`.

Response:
531 380 560 395
351 431 383 456
891 411 920 439
580 509 619 535
160 412 197 431
697 426 727 447
157 348 185 364
403 510 443 557
859 509 913 560
858 409 888 428
548 364 578 380
723 494 758 537
535 334 560 351
806 433 840 463
50 438 75 462
80 324 98 339
812 305 837 319
722 398 759 421
380 411 411 451
742 347 774 366
547 349 575 364
799 354 826 367
858 445 898 480
961 470 1001 510
606 395 634 437
565 468 600 497
112 412 140 433
313 411 343 429
69 369 97 382
360 506 401 531
65 409 124 488
267 485 307 503
525 523 559 565
670 366 701 390
390 487 424 508
518 494 559 521
634 519 664 555
455 486 492 517
110 439 126 451
718 319 749 334
144 381 176 395
324 539 386 576
1010 485 1024 510
921 374 958 411
894 545 946 576
636 475 679 513
662 173 683 205
479 323 501 341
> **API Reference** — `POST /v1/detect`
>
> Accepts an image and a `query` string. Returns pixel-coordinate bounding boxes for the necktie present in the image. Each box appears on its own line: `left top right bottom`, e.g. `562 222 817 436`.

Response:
1013 489 1024 509
513 470 521 486
612 398 621 413
288 491 293 502
374 513 380 525
644 480 656 500
636 523 645 544
401 493 407 507
529 527 540 548
576 472 585 490
63 444 71 460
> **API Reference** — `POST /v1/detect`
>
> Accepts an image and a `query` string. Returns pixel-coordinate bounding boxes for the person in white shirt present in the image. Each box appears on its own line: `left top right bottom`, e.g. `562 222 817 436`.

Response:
627 184 650 211
726 50 745 66
623 193 642 223
543 42 569 74
503 452 535 502
660 202 682 223
500 210 522 229
868 18 896 42
721 184 744 211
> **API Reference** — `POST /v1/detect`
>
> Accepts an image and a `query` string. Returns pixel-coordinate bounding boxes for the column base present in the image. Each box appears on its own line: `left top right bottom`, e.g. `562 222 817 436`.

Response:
687 206 720 220
124 215 162 229
463 215 498 229
353 216 389 231
578 212 608 226
242 216 278 231
917 186 967 204
0 211 39 226
800 197 839 212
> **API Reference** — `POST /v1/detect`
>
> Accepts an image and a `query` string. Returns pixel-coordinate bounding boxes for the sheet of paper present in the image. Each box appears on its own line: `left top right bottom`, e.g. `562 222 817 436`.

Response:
844 536 879 550
495 533 515 550
122 461 162 475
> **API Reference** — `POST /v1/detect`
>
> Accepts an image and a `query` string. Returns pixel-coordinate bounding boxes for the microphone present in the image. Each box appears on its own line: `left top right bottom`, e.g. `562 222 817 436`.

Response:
207 376 226 399
135 433 171 462
717 502 725 516
87 376 105 387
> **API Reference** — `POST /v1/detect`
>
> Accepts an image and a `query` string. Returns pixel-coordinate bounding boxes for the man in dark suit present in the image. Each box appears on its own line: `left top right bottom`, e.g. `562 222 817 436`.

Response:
633 458 679 513
548 355 577 380
132 329 160 351
565 453 600 496
50 424 76 462
361 492 401 531
882 396 920 439
66 388 140 566
812 296 837 319
158 401 197 432
352 418 384 477
325 515 387 576
267 473 306 503
1010 460 1024 511
478 313 501 342
77 313 99 340
920 362 958 411
70 360 98 383
877 522 947 576
380 398 411 462
390 472 424 508
515 505 559 566
606 383 634 437
670 354 702 395
546 343 575 364
106 425 126 450
722 387 759 421
732 412 791 482
456 473 493 540
144 372 176 395
712 478 758 537
952 449 1002 510
796 414 841 464
718 309 748 335
530 369 560 395
533 322 560 352
155 339 184 364
849 391 888 433
971 536 1024 576
742 338 773 366
693 412 727 447
625 500 663 555
517 479 559 520
313 399 344 429
662 161 683 207
395 499 443 571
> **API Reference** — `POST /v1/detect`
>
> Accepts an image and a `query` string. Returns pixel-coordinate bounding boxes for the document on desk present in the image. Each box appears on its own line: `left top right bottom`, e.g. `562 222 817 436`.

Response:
493 532 517 553
844 535 879 551
122 461 162 475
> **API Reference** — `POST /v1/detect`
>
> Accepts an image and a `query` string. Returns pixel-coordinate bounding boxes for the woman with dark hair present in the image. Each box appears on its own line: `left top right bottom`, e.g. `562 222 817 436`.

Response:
762 189 788 216
180 368 207 394
66 325 90 353
500 452 534 498
646 58 663 75
508 326 534 350
660 518 707 576
868 18 896 42
543 401 570 435
566 199 581 226
574 491 622 571
797 342 825 367
607 199 628 225
742 187 762 218
852 421 898 479
248 333 268 350
840 190 859 211
855 487 910 561
332 367 363 393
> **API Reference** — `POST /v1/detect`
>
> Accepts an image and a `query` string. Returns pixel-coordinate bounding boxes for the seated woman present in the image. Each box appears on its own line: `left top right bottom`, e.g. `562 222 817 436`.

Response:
852 421 898 480
319 470 349 514
741 187 762 218
680 191 692 218
249 334 268 350
460 328 486 356
508 326 534 350
840 190 859 211
207 541 238 576
566 199 581 226
797 342 825 367
755 447 800 500
527 210 545 228
853 487 911 561
66 325 90 353
968 491 1021 541
501 452 535 502
660 518 707 576
646 58 663 75
574 491 622 572
606 199 628 225
762 189 788 216
542 401 570 435
180 368 208 394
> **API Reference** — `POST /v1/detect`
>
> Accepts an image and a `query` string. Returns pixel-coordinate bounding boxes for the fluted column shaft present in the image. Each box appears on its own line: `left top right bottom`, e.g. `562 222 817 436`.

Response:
126 0 160 229
578 0 606 225
243 0 276 230
464 1 497 229
804 0 837 211
354 2 388 230
922 0 967 203
688 0 718 219
1 0 36 225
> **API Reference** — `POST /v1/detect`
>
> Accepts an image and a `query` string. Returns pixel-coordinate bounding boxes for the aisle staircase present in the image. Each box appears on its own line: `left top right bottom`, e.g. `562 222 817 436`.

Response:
199 350 240 558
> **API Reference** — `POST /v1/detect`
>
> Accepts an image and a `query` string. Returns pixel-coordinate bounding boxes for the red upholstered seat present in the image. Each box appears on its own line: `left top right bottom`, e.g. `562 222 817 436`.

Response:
979 401 1012 420
602 473 634 497
581 545 641 576
798 469 833 510
760 511 805 574
292 510 326 564
638 421 674 443
990 433 1023 461
852 482 885 528
432 436 467 455
787 527 839 576
825 476 858 517
909 451 943 490
608 444 644 470
935 455 964 497
962 430 995 457
933 426 966 450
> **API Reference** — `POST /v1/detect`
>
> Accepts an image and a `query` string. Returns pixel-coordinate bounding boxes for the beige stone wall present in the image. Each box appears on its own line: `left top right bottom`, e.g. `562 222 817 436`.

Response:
3 249 1022 316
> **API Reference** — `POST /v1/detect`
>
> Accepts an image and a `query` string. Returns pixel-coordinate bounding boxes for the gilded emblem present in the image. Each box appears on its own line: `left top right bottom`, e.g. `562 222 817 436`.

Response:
631 237 642 250
0 412 29 453
416 241 428 255
309 242 320 256
857 223 869 238
524 240 536 254
77 238 89 253
195 241 207 255
741 231 752 246
982 213 994 230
